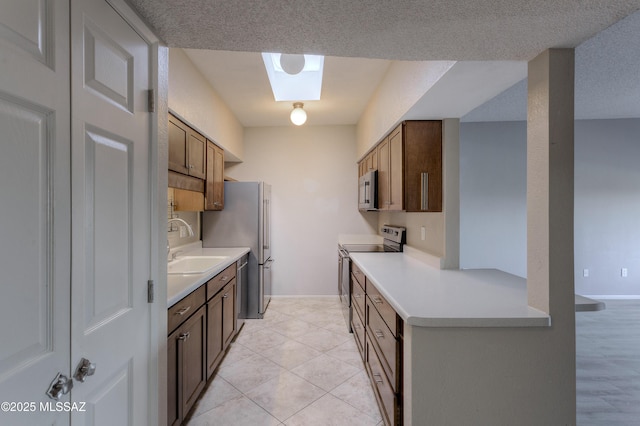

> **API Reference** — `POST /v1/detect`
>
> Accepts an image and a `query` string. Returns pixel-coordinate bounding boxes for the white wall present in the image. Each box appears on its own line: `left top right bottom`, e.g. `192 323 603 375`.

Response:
460 121 527 277
460 118 640 296
225 125 377 295
356 61 455 158
168 48 244 161
575 119 640 296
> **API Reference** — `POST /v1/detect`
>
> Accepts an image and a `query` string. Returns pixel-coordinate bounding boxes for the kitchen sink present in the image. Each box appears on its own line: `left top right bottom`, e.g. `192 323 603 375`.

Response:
167 256 229 275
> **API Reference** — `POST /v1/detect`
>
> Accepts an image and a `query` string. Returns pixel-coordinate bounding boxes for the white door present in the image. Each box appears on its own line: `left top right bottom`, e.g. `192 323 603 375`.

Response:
0 0 72 425
69 0 152 424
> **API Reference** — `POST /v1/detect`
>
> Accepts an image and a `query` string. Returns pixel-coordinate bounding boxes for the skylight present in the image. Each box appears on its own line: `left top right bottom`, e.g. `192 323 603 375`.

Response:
261 53 324 101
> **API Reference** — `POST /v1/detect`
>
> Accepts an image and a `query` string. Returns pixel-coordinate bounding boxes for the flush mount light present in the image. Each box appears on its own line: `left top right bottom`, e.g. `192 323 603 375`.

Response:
280 54 305 75
261 53 324 101
290 102 307 126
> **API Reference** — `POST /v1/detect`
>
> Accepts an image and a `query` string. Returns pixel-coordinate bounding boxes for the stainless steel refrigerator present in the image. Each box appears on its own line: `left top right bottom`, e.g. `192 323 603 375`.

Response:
202 182 272 318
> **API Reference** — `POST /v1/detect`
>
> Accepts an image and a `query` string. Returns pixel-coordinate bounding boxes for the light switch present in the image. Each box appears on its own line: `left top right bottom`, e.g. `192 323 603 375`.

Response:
583 269 589 278
622 268 628 278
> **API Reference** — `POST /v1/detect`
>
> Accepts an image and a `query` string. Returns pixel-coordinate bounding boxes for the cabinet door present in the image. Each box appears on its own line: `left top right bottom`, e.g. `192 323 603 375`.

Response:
222 281 237 348
388 125 404 211
167 330 181 426
206 292 224 379
377 136 390 210
181 306 207 417
168 115 189 175
370 149 378 171
188 129 206 179
205 141 224 210
404 121 443 212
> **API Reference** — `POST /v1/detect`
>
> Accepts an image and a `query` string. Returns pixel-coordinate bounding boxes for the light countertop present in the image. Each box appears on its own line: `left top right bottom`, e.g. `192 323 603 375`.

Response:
167 245 250 307
350 252 552 328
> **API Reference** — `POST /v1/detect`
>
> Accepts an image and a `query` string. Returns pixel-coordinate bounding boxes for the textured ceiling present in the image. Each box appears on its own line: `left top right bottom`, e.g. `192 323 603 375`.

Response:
127 0 640 125
128 0 640 61
463 9 640 121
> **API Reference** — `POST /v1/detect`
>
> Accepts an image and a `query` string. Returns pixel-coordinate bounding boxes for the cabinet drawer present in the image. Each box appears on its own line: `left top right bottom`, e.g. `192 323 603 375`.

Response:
351 276 366 318
367 283 400 337
351 262 365 288
366 337 398 426
367 297 399 391
168 285 206 335
351 305 365 360
207 263 236 300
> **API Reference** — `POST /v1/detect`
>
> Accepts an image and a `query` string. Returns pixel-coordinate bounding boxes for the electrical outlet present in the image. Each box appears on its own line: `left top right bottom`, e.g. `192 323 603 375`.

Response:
621 268 628 278
583 269 589 278
421 226 426 241
179 225 187 238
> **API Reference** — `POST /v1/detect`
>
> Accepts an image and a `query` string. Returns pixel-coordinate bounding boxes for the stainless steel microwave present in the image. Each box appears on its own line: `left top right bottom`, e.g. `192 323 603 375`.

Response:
358 170 377 211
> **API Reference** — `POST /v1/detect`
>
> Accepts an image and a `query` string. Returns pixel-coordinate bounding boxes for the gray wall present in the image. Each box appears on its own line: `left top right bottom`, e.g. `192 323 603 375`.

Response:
460 118 640 296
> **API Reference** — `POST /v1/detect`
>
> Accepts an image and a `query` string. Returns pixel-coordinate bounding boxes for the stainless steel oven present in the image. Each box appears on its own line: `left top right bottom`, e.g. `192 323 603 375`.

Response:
338 225 405 332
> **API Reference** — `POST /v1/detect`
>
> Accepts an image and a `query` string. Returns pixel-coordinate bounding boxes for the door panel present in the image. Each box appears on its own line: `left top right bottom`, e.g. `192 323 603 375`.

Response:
83 127 133 330
71 0 150 424
0 0 54 67
0 0 70 424
83 19 134 112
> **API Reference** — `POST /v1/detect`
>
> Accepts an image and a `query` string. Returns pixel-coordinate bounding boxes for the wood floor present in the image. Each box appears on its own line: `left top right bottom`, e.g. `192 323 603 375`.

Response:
576 299 640 425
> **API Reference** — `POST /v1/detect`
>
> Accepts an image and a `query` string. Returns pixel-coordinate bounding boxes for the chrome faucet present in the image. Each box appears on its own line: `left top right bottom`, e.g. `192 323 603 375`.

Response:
168 218 194 237
167 218 195 262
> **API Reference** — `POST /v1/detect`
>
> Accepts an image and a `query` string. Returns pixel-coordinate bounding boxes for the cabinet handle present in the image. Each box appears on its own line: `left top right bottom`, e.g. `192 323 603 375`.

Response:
375 329 385 339
220 275 229 282
189 164 194 169
222 293 229 298
421 172 429 210
372 296 383 304
373 373 383 384
178 332 190 341
174 306 191 316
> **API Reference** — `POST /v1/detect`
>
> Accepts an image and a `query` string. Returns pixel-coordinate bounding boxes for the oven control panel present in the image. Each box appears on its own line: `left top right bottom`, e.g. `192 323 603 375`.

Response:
381 225 405 244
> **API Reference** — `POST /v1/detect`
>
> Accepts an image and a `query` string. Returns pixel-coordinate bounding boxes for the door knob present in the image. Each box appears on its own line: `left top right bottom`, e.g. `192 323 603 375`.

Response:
74 358 97 383
46 373 73 400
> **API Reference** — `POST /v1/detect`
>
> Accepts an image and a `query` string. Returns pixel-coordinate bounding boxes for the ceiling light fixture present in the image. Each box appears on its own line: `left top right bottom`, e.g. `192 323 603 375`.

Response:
290 102 307 126
279 54 305 75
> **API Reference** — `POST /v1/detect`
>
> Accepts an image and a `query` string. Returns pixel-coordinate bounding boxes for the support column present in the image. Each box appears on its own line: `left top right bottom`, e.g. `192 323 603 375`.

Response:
527 48 575 316
527 47 576 420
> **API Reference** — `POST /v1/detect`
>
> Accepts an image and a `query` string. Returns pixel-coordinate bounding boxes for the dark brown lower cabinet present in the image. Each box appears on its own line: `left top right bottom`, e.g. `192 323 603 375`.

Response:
168 264 238 425
350 266 403 426
222 281 236 347
206 290 223 378
207 279 236 379
167 305 206 425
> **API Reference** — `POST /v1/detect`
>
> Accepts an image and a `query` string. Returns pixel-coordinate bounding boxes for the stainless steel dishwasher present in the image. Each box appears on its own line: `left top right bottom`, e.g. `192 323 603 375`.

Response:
236 254 248 330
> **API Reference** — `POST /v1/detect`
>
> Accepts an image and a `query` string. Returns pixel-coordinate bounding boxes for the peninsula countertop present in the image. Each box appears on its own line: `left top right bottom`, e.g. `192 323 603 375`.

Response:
167 245 250 307
349 252 552 328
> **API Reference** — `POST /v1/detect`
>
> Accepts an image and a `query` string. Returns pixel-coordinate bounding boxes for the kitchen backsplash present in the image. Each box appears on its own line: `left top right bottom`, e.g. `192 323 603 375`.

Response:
167 188 200 248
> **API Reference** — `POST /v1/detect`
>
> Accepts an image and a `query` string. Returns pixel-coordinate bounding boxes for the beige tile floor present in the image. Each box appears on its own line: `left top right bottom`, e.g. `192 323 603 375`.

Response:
186 296 640 426
186 296 383 426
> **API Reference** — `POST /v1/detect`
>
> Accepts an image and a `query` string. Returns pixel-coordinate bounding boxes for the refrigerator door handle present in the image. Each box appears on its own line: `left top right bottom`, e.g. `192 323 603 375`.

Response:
264 258 274 268
264 199 270 250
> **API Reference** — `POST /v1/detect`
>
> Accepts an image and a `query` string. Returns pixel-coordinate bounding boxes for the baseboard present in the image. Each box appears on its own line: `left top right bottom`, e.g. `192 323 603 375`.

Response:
583 295 640 300
270 295 340 299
